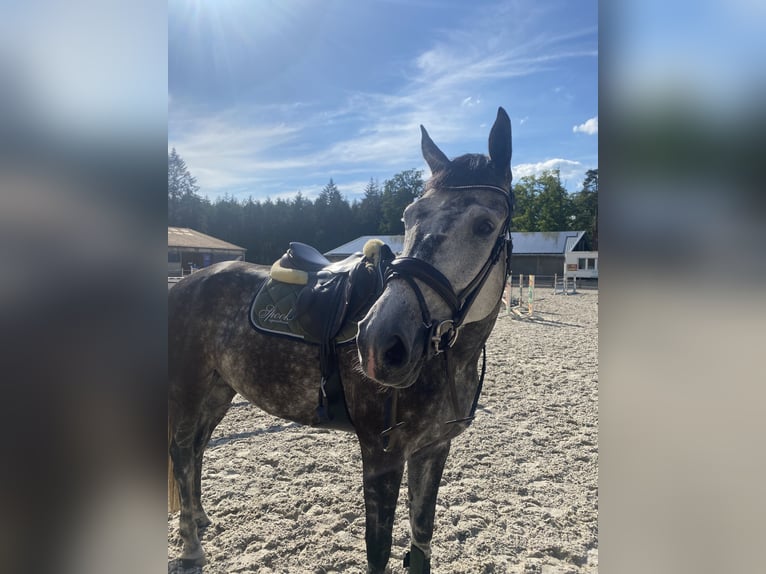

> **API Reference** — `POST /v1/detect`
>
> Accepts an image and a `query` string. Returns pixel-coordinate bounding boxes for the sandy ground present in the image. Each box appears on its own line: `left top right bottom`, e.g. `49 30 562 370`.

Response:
168 289 598 574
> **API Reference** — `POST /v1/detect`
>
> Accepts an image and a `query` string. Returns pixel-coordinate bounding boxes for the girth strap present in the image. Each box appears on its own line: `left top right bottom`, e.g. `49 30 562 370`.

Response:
316 280 354 430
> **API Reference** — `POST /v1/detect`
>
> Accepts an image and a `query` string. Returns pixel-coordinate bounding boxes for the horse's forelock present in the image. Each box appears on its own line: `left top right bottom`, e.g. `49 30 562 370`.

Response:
427 153 510 192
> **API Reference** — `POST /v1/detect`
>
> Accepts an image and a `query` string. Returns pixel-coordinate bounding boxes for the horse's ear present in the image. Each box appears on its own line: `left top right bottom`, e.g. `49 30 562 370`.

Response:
488 107 512 176
421 125 450 174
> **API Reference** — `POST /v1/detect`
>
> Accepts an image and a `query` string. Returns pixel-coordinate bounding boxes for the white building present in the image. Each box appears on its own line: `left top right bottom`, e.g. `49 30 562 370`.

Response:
564 250 598 279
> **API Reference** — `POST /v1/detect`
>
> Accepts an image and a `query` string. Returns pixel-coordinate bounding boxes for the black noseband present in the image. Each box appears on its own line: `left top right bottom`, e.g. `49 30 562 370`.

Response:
386 257 460 315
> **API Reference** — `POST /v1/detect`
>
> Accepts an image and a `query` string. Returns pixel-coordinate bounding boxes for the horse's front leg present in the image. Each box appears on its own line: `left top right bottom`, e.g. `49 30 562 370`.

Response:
361 446 405 574
405 440 452 574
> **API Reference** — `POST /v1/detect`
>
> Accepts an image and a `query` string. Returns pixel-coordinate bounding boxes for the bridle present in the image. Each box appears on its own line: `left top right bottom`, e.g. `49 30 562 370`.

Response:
379 183 513 451
384 184 513 359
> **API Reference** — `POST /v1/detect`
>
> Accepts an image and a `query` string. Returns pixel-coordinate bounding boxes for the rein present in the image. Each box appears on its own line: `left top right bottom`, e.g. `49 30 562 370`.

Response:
380 184 512 451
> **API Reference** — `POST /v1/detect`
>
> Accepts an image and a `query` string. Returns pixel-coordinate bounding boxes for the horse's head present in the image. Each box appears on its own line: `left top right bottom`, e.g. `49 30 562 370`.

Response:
357 107 513 388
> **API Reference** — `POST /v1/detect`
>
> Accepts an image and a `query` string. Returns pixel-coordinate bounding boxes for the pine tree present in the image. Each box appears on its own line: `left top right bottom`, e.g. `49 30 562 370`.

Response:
314 179 353 251
290 191 317 245
168 148 207 229
380 169 423 234
357 178 383 234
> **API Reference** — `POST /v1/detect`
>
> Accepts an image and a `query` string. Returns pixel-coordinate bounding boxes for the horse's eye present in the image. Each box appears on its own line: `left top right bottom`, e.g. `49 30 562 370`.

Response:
474 218 495 237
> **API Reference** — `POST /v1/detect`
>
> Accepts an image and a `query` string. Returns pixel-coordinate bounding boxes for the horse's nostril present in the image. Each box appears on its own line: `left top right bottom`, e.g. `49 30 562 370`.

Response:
384 336 408 369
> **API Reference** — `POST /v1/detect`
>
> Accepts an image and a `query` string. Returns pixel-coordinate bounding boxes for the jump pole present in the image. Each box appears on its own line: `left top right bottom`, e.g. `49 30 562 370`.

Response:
503 277 512 315
528 274 535 315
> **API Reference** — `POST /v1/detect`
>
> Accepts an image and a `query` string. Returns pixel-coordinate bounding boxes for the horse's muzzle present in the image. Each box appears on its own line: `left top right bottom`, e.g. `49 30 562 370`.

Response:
356 300 424 388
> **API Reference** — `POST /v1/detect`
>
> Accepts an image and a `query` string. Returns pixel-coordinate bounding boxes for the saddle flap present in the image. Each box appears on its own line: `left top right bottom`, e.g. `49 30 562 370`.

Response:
258 239 393 343
299 253 393 344
295 274 349 340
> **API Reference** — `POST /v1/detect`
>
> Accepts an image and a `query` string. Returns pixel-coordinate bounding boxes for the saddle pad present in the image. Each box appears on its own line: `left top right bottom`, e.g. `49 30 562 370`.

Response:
249 279 358 344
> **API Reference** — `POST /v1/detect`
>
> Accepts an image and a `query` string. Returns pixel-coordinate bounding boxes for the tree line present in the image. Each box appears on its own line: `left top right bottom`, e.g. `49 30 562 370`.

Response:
169 148 597 264
512 168 598 250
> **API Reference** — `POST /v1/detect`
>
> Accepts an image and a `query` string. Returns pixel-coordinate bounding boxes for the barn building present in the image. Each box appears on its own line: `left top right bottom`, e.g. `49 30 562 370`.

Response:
510 231 593 277
168 227 246 277
325 231 596 279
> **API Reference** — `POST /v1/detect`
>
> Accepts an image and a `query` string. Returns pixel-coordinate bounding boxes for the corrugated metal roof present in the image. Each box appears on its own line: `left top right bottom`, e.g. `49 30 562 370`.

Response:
325 235 406 257
168 227 246 251
564 235 582 252
326 231 585 257
513 231 585 255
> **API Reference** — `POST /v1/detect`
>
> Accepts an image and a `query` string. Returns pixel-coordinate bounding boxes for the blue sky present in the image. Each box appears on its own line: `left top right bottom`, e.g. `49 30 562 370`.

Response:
168 0 598 202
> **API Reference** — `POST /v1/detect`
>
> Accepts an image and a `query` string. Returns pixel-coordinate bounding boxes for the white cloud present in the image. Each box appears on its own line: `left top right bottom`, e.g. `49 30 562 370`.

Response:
168 99 426 199
168 110 309 193
461 96 482 107
573 116 598 135
168 5 597 201
513 158 585 190
515 158 580 176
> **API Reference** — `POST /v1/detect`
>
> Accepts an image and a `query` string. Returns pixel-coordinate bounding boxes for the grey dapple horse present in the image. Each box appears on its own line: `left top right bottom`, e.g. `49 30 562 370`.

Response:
168 107 513 573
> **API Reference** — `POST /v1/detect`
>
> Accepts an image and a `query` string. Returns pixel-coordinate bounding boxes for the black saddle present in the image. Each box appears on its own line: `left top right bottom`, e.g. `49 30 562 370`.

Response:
296 246 388 342
269 241 394 342
267 240 395 429
278 242 331 272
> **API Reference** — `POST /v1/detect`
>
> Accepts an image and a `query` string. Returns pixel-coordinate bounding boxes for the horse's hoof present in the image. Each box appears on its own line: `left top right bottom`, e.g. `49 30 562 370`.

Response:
180 557 205 569
168 555 205 572
178 546 206 569
195 515 211 529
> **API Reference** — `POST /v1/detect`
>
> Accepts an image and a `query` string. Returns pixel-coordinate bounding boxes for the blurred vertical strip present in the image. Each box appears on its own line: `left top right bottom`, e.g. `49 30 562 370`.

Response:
0 1 167 573
601 1 766 574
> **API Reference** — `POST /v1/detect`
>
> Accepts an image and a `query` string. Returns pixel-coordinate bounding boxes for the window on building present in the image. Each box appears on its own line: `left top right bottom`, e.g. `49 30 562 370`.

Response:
587 258 596 270
578 258 586 270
